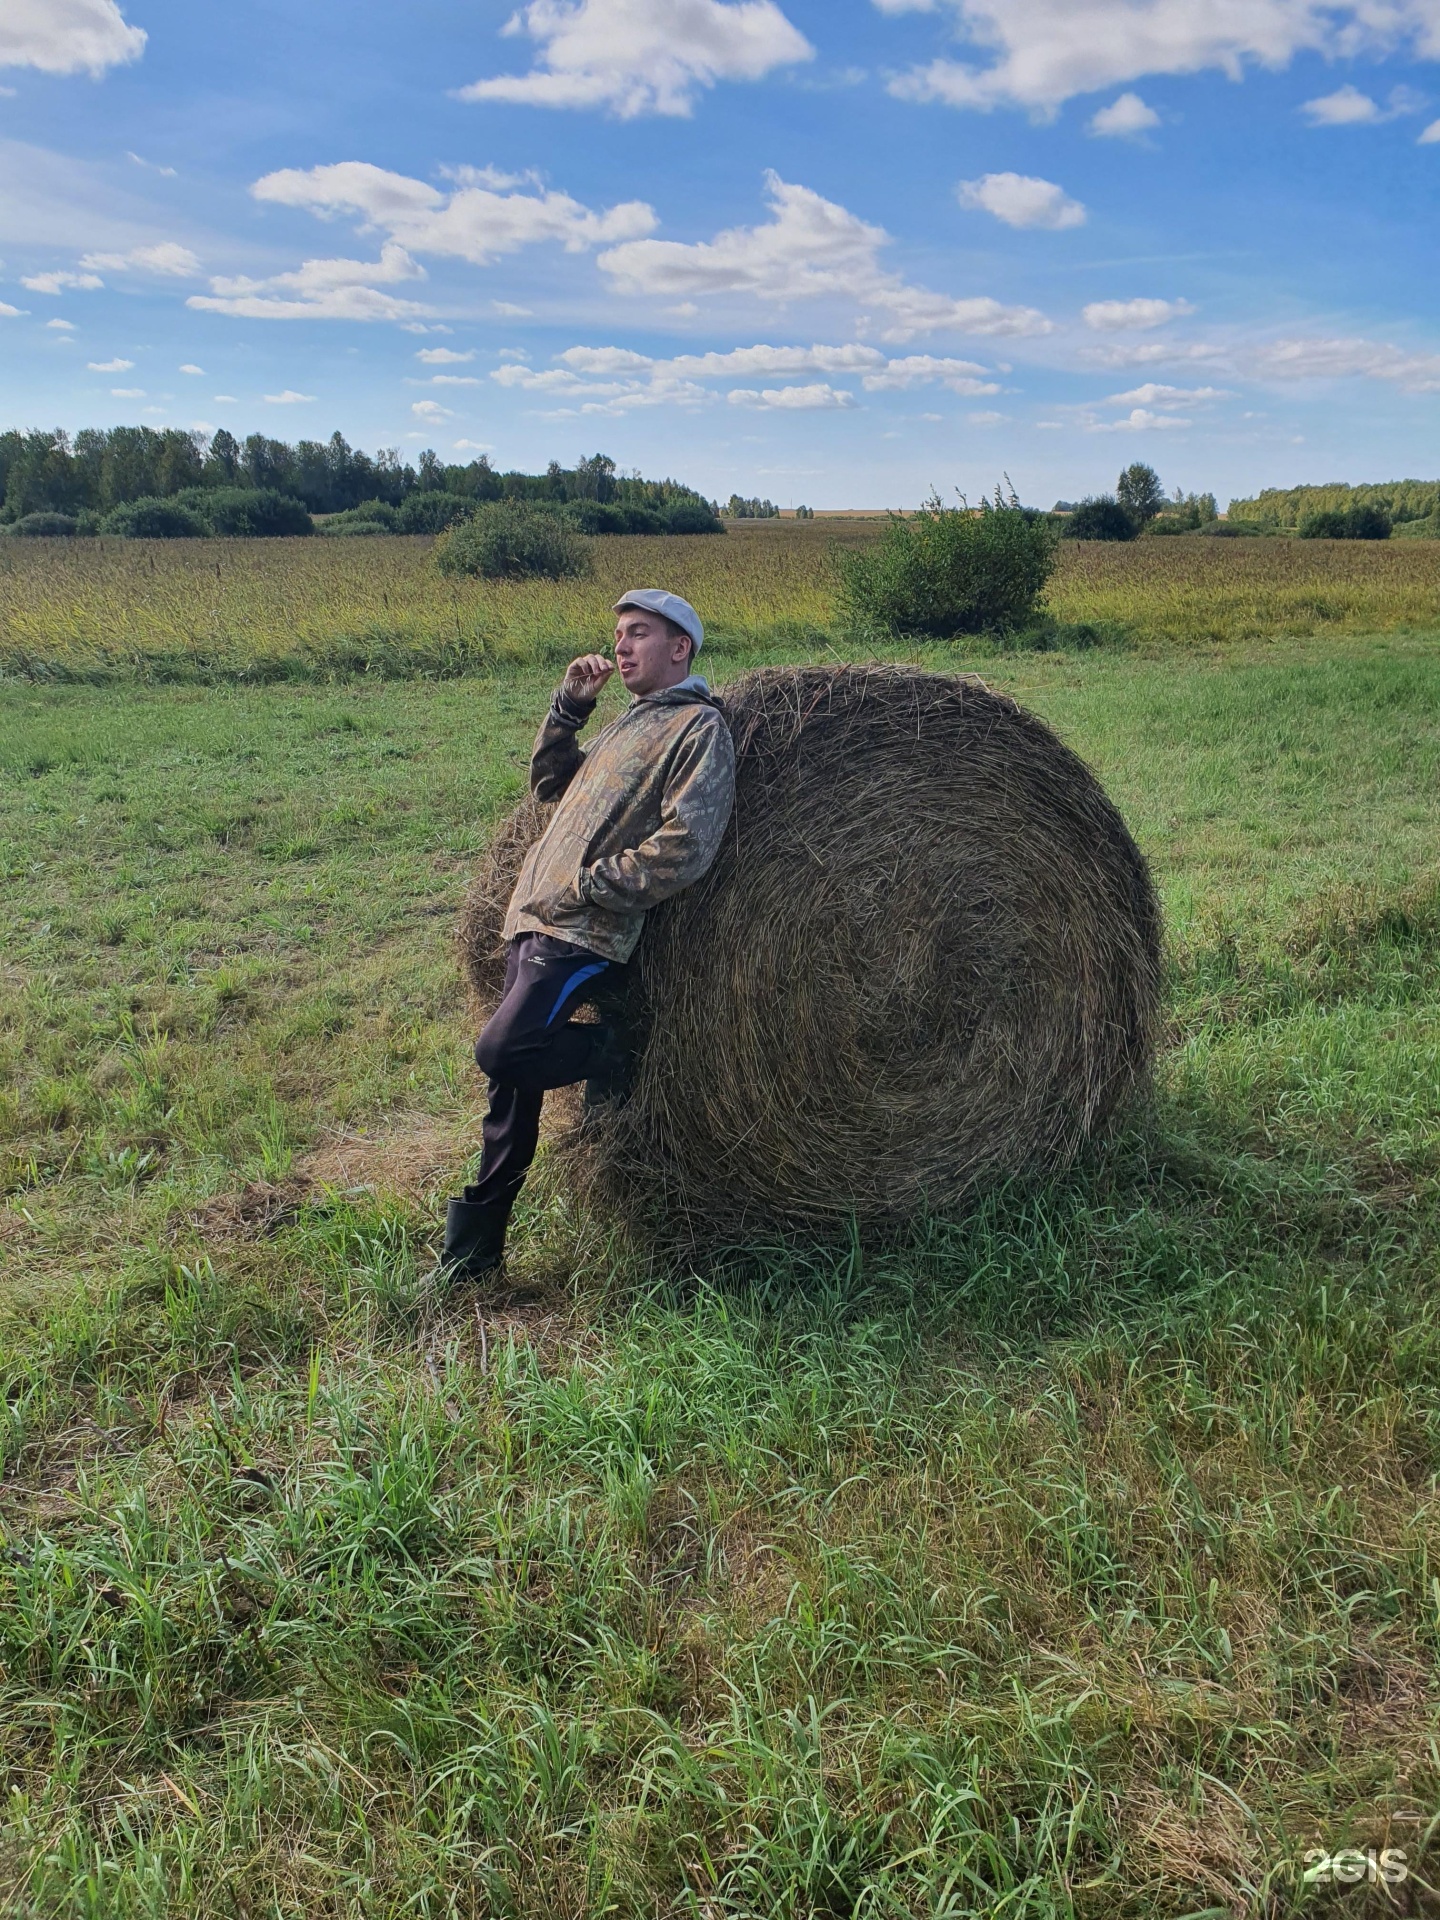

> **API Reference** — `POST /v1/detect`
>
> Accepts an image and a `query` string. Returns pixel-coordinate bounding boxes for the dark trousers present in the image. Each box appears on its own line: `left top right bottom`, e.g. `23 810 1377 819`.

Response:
464 933 614 1212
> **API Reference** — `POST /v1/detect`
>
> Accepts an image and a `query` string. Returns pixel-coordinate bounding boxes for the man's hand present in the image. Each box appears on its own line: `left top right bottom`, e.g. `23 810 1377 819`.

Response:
562 653 615 704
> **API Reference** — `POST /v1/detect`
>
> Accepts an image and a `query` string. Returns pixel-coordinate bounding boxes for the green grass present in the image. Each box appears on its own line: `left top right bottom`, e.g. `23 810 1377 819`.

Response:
3 633 1440 1915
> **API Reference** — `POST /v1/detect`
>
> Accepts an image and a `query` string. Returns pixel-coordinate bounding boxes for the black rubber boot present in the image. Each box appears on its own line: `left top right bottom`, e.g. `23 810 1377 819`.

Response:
438 1194 511 1282
583 1021 640 1110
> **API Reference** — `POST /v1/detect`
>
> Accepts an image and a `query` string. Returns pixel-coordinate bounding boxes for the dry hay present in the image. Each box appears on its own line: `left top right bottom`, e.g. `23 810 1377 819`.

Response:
460 665 1161 1241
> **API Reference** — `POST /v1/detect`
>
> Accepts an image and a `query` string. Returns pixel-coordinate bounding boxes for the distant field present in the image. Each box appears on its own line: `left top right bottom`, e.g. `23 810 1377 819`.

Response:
5 521 1440 682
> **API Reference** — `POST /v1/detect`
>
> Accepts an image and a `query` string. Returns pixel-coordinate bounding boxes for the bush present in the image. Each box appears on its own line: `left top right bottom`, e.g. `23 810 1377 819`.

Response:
99 497 210 538
6 512 79 536
662 497 725 534
562 500 640 535
395 490 477 535
1062 496 1137 541
1299 504 1392 540
191 487 312 537
96 489 312 538
318 500 399 537
838 491 1057 640
435 500 593 580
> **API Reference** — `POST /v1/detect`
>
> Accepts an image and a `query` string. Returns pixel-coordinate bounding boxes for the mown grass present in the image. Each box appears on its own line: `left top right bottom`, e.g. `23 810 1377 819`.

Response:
6 522 1440 684
3 634 1440 1914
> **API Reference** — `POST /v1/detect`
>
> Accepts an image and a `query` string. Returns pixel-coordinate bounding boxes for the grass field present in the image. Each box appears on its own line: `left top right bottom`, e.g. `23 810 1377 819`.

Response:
7 522 1440 682
3 545 1440 1914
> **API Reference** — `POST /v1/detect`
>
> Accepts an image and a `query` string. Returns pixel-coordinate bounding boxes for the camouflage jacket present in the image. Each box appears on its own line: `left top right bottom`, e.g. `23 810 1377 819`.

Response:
502 676 736 963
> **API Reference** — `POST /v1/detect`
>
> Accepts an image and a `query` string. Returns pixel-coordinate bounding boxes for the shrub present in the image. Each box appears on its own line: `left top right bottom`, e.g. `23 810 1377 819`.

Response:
317 500 399 536
662 497 725 534
6 512 79 536
435 500 592 580
395 490 477 535
99 497 209 538
193 487 312 537
1299 504 1392 539
1062 496 1137 541
563 499 638 535
838 490 1057 640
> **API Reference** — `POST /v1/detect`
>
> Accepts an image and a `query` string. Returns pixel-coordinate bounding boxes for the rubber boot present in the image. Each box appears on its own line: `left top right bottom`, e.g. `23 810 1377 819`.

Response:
437 1193 511 1283
583 1021 640 1110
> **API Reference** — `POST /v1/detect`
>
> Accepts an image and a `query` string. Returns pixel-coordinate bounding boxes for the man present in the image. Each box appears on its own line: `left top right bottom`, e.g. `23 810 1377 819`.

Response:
440 589 736 1280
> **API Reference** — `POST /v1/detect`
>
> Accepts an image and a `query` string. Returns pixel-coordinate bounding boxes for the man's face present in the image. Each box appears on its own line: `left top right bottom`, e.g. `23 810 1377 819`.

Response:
613 609 691 696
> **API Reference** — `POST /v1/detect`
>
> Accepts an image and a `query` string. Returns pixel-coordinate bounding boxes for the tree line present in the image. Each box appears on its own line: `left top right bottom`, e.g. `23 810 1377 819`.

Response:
0 428 721 534
1226 479 1440 535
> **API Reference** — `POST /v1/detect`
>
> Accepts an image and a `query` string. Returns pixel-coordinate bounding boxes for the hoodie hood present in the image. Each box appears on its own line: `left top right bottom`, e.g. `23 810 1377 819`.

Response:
636 674 719 708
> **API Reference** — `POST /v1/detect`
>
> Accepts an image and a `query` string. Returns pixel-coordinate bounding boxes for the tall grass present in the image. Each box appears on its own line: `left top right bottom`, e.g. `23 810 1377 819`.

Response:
6 523 1440 684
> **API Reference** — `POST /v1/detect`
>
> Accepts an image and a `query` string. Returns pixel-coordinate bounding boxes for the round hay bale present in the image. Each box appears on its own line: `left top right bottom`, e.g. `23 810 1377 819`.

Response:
460 665 1161 1240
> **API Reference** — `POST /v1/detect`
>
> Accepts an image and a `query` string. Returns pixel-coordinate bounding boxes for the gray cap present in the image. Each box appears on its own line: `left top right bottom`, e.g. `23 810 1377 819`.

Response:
613 587 704 653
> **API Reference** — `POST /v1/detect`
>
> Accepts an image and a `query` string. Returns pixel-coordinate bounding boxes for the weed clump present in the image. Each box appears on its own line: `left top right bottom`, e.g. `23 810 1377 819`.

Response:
435 500 593 581
838 489 1057 639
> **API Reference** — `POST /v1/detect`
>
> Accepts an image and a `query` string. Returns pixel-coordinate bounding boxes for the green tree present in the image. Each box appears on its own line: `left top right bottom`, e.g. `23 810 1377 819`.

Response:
1116 462 1164 525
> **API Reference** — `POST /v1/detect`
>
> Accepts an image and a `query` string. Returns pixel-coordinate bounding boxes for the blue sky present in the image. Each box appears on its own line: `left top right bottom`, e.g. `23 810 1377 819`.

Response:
4 0 1440 508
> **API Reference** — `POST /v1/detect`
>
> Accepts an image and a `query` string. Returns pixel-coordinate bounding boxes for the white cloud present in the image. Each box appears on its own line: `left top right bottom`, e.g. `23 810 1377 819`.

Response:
1104 381 1229 403
1083 296 1194 330
453 438 494 451
597 170 1050 339
79 242 201 276
178 362 204 374
459 0 814 118
957 171 1085 228
493 337 1006 412
263 389 315 404
1301 84 1382 125
0 301 26 317
417 346 475 363
1248 335 1440 390
673 342 887 375
87 356 133 371
253 161 656 262
22 269 103 293
727 382 858 408
412 398 455 420
879 0 1440 114
213 394 237 402
127 151 177 176
0 0 145 77
1420 117 1440 141
1093 405 1190 429
559 344 660 373
493 300 534 315
46 317 76 330
427 374 481 386
968 408 1007 424
1079 336 1223 366
1088 90 1159 135
860 353 999 392
110 385 143 397
189 242 432 322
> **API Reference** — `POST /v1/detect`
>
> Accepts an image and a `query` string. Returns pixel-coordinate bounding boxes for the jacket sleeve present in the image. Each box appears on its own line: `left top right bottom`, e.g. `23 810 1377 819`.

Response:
579 713 736 913
529 685 596 802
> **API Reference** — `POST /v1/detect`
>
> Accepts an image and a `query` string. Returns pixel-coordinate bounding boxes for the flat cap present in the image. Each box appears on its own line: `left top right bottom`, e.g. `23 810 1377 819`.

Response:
613 588 704 653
